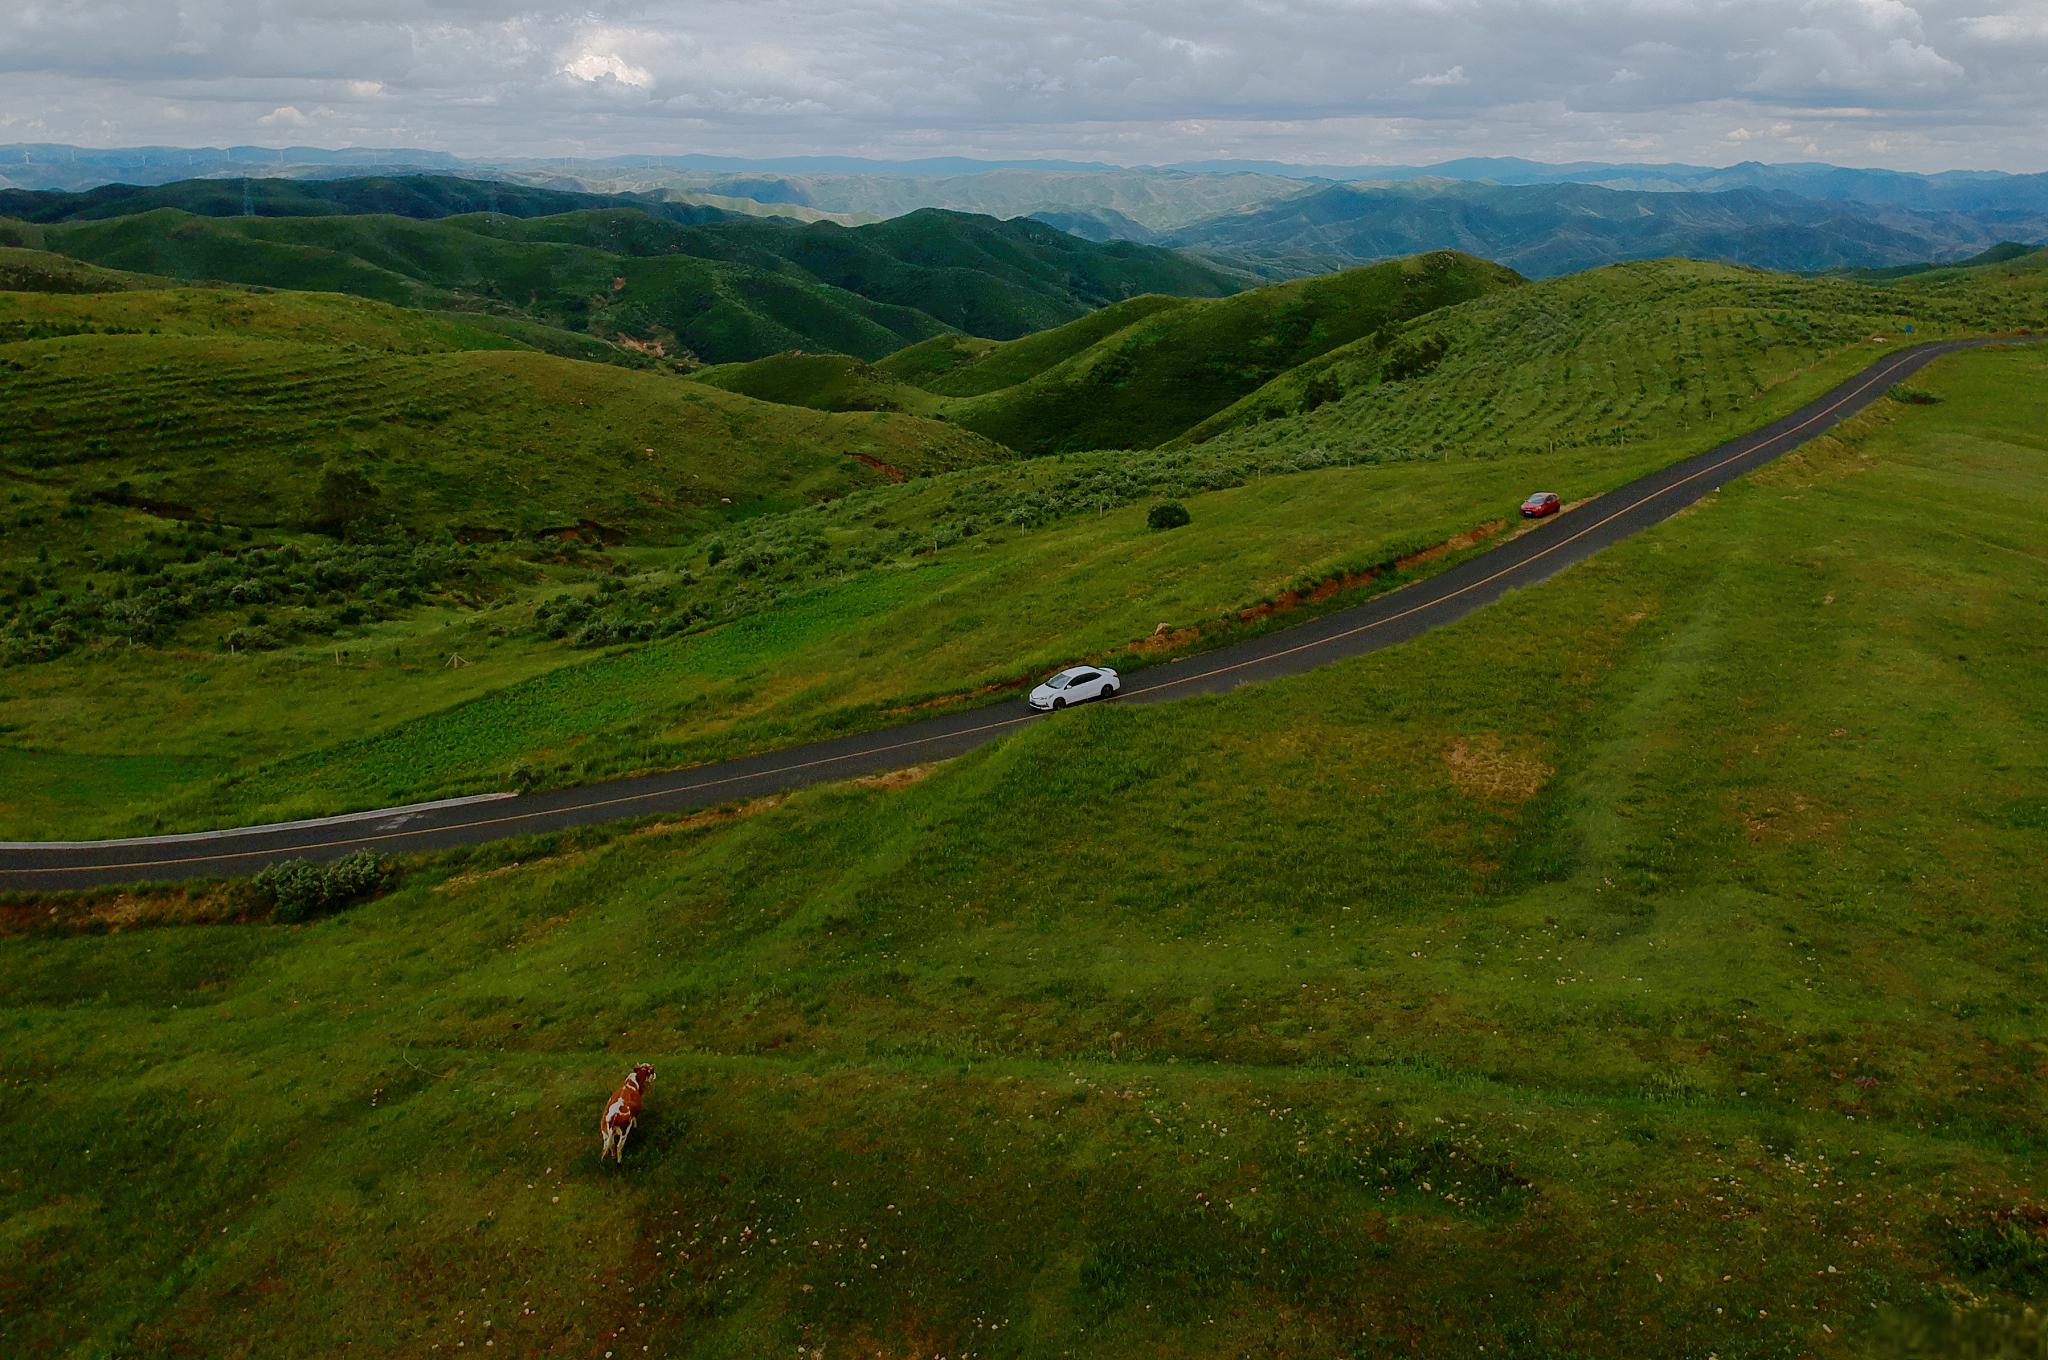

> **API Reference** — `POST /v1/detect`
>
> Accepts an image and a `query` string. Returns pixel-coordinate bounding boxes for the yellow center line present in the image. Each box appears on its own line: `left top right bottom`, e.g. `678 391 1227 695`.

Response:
1134 340 1939 694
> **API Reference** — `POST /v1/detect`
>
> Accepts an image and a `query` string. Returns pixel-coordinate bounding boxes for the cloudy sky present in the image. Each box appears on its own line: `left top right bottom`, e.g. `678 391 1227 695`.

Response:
2 1 2044 170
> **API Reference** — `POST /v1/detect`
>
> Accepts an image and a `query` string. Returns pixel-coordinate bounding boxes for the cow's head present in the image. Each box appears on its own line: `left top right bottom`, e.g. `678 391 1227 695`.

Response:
632 1063 656 1087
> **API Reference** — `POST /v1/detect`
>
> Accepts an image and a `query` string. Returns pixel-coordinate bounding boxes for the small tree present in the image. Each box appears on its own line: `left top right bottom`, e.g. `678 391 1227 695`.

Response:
308 465 380 538
1147 501 1192 531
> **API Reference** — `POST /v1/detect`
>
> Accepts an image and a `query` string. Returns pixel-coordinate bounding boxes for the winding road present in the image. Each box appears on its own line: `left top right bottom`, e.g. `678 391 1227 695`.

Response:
0 336 2025 892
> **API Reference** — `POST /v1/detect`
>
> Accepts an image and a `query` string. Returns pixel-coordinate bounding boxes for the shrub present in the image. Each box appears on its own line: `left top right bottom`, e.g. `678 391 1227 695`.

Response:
1147 501 1192 531
1888 383 1941 405
253 851 384 923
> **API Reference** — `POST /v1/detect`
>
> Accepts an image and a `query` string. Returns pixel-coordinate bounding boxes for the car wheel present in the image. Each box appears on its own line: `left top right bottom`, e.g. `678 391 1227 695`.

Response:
1103 683 1118 699
1052 697 1066 711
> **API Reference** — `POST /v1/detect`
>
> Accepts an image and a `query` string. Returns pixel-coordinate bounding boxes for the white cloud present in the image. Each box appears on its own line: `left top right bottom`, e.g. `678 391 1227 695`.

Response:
560 52 654 88
1411 65 1468 87
0 2 2037 170
1957 4 2048 42
257 105 308 127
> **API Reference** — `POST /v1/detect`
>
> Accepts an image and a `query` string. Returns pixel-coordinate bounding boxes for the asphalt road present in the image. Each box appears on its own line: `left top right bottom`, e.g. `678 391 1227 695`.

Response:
1 335 2025 892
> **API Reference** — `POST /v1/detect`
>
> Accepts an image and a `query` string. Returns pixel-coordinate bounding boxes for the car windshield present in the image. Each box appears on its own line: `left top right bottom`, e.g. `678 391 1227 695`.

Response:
1045 673 1071 689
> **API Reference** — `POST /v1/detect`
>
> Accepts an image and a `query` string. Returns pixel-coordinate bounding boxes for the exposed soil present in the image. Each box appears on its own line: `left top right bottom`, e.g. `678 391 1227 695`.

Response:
0 881 260 936
1444 734 1554 803
850 451 908 482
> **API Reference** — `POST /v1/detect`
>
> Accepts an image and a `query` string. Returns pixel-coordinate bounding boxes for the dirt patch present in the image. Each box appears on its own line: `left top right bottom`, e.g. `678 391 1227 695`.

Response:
533 518 626 545
882 676 1031 717
1395 518 1508 572
1445 734 1554 803
618 333 665 357
850 451 907 482
0 882 259 936
852 764 936 791
1742 791 1839 844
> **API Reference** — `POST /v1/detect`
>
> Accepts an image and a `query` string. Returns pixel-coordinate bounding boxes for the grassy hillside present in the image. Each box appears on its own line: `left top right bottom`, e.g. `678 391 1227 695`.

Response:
938 252 1521 452
1182 252 2048 450
0 244 166 293
877 294 1195 397
722 253 1522 454
5 250 2040 838
0 281 1004 700
15 181 1248 364
692 352 943 415
6 344 2044 1357
34 208 951 364
0 173 735 226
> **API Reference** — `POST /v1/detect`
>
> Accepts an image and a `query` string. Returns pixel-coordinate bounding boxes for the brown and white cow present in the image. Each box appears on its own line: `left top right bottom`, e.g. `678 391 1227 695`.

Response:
599 1063 655 1163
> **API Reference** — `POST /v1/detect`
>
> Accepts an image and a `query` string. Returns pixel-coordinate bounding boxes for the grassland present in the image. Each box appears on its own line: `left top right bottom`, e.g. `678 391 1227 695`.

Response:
5 344 2043 1357
4 251 2041 839
709 252 1523 453
1182 249 2048 450
6 187 1243 364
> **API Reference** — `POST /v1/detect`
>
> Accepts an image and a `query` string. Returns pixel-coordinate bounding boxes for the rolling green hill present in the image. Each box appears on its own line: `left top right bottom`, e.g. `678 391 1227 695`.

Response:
1183 248 2048 452
0 173 736 226
692 352 943 415
705 252 1522 453
13 244 2043 842
8 178 1248 364
0 289 1002 538
0 278 1007 687
0 244 168 294
6 343 2045 1357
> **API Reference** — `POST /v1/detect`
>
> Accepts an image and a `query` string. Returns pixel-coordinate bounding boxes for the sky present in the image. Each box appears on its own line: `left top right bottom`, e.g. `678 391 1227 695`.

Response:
2 1 2045 172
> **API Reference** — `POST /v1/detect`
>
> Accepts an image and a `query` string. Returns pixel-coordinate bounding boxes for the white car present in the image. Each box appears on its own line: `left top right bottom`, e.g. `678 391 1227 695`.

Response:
1028 665 1120 711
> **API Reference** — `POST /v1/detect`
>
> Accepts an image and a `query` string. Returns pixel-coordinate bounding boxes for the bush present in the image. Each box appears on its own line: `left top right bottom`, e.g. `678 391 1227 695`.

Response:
253 851 384 923
1888 383 1942 405
1147 501 1192 531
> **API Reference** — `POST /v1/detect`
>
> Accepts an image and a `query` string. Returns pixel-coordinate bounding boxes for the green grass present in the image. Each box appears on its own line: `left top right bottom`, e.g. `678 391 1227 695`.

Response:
24 196 1244 365
5 344 2043 1357
703 253 1522 454
10 439 1665 834
1180 252 2048 450
0 244 168 293
875 293 1195 396
933 252 1521 453
0 294 1003 540
6 250 2041 838
692 352 944 415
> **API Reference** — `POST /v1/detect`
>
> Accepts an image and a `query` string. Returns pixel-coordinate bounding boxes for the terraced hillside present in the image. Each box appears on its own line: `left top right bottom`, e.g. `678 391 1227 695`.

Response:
1185 249 2048 454
0 271 1005 716
6 342 2044 1357
4 178 1246 363
708 252 1523 452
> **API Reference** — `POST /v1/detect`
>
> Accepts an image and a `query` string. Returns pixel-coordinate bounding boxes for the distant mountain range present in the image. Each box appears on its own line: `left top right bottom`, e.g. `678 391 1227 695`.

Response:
1157 180 2048 278
4 147 2045 277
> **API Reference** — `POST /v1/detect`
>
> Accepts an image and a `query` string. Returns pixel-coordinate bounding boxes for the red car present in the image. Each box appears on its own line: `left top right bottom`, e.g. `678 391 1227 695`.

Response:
1520 492 1562 519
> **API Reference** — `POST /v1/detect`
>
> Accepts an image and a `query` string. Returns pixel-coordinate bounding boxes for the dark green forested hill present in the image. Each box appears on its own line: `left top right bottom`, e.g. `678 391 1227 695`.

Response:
0 176 1246 364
